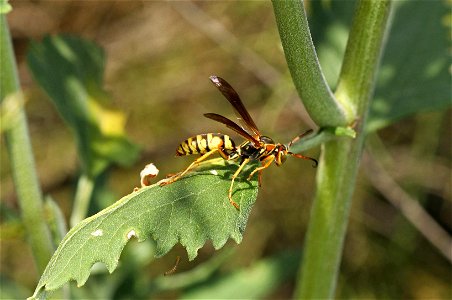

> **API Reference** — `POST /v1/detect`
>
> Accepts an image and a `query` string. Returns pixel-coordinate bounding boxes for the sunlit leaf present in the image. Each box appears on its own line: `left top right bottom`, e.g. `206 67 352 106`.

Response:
26 35 139 177
310 0 450 131
30 159 259 298
368 0 450 131
0 0 12 14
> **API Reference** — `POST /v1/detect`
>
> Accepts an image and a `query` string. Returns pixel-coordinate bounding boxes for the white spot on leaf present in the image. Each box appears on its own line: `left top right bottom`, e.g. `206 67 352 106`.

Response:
91 229 103 237
209 170 218 175
127 230 136 240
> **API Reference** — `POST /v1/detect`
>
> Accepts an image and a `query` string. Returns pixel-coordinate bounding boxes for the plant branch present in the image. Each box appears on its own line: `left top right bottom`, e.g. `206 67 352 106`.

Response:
272 0 348 126
1 14 53 273
363 150 452 263
70 174 95 227
289 126 356 154
293 1 393 298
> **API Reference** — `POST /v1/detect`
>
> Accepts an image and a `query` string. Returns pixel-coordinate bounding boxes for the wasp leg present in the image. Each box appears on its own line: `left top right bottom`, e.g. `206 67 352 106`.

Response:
229 158 250 210
217 147 229 160
257 170 263 187
160 149 219 186
247 155 275 181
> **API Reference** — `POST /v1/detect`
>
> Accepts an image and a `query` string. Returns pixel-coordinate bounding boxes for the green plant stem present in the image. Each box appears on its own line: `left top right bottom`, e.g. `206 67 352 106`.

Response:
294 1 393 298
272 0 348 126
70 174 95 227
1 15 53 273
289 126 356 154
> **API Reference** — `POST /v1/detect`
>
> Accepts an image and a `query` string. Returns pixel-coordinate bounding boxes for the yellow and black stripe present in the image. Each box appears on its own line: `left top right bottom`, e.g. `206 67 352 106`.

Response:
176 133 235 156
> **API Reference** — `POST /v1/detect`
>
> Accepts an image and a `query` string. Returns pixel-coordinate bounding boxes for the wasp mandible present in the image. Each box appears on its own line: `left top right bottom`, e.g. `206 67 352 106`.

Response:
160 76 318 209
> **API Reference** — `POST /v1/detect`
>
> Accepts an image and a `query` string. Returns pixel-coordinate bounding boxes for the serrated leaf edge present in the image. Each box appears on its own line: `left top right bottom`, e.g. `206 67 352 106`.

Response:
32 168 258 296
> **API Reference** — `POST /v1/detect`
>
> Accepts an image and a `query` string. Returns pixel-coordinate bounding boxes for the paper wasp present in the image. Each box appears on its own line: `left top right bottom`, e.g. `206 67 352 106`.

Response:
161 76 318 209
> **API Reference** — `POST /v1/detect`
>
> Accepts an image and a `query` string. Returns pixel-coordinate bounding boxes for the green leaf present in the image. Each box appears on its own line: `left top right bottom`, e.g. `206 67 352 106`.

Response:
307 0 356 90
26 35 139 177
0 0 12 14
367 0 450 131
309 0 450 132
30 159 259 298
181 250 300 299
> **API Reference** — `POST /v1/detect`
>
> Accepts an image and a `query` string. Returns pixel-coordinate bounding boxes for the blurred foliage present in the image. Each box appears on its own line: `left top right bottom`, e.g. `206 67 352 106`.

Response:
0 0 12 15
1 1 451 299
309 0 450 131
27 35 139 178
369 0 449 131
181 250 300 299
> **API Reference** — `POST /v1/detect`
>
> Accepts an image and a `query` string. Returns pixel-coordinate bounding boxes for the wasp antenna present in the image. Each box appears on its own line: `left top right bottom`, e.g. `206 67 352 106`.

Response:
288 129 314 148
310 157 319 168
289 152 318 168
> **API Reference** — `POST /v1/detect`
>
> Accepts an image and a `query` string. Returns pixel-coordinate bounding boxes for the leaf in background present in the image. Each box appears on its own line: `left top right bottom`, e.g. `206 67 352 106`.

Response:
307 0 356 89
368 0 450 131
26 35 139 177
309 0 450 132
181 250 300 299
30 159 259 298
0 277 30 300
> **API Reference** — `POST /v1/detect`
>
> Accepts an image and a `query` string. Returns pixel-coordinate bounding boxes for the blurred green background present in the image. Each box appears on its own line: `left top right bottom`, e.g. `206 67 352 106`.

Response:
1 1 450 299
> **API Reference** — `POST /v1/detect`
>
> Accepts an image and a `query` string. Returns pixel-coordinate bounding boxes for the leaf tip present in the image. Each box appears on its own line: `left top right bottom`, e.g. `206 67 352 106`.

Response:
187 247 201 261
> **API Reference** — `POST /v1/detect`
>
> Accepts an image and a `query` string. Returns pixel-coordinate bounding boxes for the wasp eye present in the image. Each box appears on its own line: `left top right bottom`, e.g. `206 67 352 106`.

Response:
260 136 275 144
275 150 287 165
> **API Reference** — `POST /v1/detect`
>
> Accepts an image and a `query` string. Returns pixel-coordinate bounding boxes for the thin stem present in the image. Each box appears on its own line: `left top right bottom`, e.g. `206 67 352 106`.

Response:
288 126 356 154
294 1 393 298
363 150 452 263
70 174 95 227
1 15 53 273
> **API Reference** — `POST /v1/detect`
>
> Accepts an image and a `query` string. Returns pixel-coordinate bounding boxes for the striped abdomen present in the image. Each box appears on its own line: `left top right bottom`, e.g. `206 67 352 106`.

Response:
176 133 236 156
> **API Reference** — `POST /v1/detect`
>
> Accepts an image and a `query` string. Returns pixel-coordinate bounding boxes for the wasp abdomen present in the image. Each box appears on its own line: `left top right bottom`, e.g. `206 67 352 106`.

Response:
176 133 235 156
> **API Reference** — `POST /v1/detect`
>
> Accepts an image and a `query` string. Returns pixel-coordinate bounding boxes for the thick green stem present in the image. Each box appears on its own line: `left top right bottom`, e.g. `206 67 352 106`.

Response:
1 15 53 272
272 0 348 126
294 1 393 298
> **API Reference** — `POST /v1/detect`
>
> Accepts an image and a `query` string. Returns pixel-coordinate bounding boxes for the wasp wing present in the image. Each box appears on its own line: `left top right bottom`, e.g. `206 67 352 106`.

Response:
209 76 261 139
204 113 260 146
